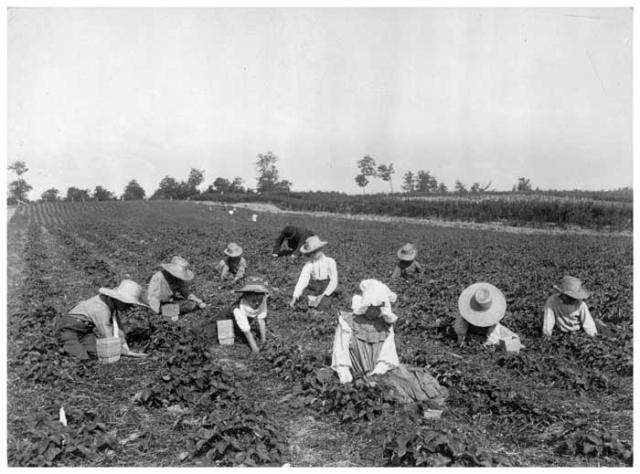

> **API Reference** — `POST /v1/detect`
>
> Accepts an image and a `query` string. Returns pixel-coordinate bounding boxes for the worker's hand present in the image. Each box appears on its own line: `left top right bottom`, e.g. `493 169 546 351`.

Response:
198 302 207 309
289 298 297 308
123 348 149 358
271 253 278 258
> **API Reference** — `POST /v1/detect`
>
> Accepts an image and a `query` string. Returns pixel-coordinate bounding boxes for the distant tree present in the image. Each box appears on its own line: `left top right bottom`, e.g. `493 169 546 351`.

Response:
186 168 205 195
437 182 448 193
122 180 146 200
65 186 91 202
8 160 32 202
229 177 245 193
416 170 438 193
211 177 231 193
454 180 468 194
256 151 291 192
93 185 116 201
151 176 183 200
355 174 369 193
515 177 532 192
356 155 377 193
470 182 481 193
377 163 395 193
274 179 292 192
41 188 60 202
401 171 416 193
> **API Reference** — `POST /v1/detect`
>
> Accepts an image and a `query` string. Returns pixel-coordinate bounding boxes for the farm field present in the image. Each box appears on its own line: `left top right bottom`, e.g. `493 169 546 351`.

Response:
6 200 633 466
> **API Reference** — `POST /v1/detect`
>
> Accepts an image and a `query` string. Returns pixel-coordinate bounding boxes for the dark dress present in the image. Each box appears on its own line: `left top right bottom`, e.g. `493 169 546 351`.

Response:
272 226 315 256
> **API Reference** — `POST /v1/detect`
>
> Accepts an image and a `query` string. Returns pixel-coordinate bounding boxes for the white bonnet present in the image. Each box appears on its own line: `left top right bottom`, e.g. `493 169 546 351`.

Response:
351 279 398 323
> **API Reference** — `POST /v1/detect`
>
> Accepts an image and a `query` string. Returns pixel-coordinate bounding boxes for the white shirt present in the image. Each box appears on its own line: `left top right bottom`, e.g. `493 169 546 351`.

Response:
233 298 267 332
542 294 597 336
293 254 338 299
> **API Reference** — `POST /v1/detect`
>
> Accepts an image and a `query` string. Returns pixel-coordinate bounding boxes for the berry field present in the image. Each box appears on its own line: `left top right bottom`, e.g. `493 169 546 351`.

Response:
6 200 633 466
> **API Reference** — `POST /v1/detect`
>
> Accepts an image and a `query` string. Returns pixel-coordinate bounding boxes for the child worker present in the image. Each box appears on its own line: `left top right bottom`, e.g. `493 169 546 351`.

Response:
331 279 400 383
200 277 270 354
391 243 424 280
55 279 150 360
147 256 207 316
454 282 524 351
542 275 597 337
289 235 338 309
216 242 247 285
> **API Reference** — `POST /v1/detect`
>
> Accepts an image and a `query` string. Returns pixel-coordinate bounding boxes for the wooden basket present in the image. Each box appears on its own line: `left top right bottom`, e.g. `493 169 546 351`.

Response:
217 319 235 345
97 317 121 364
162 303 180 321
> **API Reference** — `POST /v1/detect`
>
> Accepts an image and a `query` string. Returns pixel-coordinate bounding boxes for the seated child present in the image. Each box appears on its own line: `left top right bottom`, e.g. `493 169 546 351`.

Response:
216 242 247 284
391 243 423 280
206 277 270 353
289 235 338 309
454 282 523 351
542 276 597 337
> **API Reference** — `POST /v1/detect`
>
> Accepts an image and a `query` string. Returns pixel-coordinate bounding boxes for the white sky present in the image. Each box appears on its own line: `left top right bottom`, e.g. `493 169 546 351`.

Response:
6 6 633 198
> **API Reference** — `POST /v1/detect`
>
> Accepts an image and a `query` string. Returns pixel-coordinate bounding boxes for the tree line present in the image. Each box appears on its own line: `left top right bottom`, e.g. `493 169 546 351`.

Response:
6 154 628 204
6 151 293 203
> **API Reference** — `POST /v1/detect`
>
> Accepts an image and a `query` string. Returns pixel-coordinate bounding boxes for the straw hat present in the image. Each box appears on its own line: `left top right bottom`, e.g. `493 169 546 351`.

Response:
458 282 506 327
235 276 270 294
161 256 194 281
224 242 243 257
397 243 417 261
553 275 590 300
300 235 327 255
352 279 398 321
99 279 149 307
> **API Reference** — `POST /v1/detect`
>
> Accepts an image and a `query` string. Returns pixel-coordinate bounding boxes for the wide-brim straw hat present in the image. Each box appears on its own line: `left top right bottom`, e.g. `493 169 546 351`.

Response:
300 235 328 255
397 243 418 261
161 256 194 281
458 282 506 327
99 279 149 308
553 275 590 300
235 277 270 294
224 242 243 257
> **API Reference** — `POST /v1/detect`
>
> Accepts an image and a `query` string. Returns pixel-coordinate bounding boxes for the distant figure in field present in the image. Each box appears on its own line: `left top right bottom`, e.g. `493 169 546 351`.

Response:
391 243 424 280
216 242 247 285
272 225 315 257
542 276 598 337
454 282 524 351
55 279 149 360
200 277 271 354
147 256 207 316
289 235 338 309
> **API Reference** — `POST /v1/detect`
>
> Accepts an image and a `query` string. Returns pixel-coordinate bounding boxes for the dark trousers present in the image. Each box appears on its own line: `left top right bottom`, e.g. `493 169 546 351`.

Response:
55 315 97 360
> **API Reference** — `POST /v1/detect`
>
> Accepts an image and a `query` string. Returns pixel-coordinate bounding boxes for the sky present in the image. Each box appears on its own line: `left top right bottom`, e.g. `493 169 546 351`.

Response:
6 6 633 198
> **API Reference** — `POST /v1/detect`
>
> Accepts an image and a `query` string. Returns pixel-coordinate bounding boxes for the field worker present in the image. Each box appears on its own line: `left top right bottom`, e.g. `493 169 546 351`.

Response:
55 279 149 360
542 276 597 337
272 225 315 257
391 243 424 280
216 242 247 284
455 282 524 350
331 279 399 383
147 256 207 315
289 235 338 309
200 277 270 354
